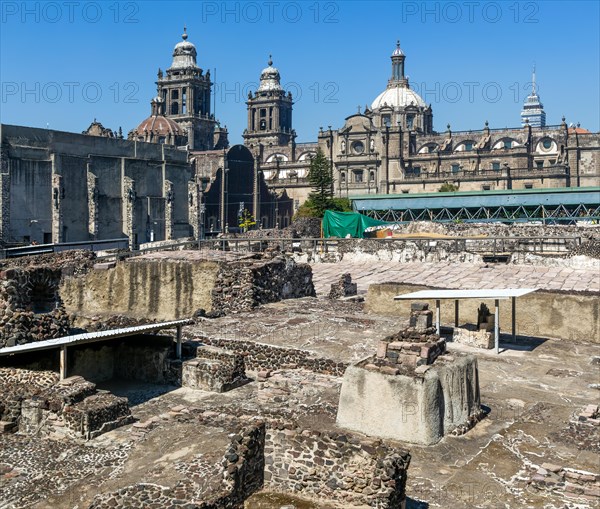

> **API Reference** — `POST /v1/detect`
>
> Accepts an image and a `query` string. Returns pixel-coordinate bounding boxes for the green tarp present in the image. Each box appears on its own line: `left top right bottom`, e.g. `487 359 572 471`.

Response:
322 210 390 238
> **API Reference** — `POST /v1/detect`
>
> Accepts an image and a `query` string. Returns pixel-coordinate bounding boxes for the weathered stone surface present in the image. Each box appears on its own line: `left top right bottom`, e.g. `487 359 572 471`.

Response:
337 355 481 445
453 325 495 349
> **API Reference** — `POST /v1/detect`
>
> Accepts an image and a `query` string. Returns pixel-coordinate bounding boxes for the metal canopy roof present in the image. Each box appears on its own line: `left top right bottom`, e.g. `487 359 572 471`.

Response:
394 288 538 300
0 319 192 357
353 187 600 211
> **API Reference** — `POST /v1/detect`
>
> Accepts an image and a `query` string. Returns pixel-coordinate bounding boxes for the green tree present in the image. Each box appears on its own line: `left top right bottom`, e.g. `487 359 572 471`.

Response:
439 183 459 193
238 209 256 232
307 148 334 217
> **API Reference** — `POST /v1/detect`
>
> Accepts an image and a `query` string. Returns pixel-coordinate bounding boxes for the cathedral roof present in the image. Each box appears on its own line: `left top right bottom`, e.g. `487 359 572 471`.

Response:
371 85 426 110
392 40 405 57
134 99 183 136
258 56 283 92
170 27 199 70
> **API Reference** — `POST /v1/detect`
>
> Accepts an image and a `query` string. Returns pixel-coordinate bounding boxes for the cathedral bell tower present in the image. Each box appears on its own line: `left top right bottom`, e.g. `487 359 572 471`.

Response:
243 56 295 148
157 28 216 150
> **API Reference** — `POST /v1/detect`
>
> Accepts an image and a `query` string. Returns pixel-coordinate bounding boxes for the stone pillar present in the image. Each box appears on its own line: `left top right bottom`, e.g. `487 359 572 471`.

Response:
51 155 63 243
164 180 174 240
0 148 10 243
87 169 98 240
253 155 259 220
188 180 199 239
122 176 136 249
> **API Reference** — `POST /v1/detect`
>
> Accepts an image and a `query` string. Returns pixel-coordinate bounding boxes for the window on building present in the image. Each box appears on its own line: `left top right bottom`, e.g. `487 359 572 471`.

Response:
401 189 409 194
549 159 556 165
503 140 512 149
260 109 266 117
369 171 375 182
536 160 544 169
464 142 473 151
382 114 391 127
171 102 179 115
182 90 187 114
542 139 552 149
492 162 501 171
451 164 460 173
407 115 415 130
524 183 533 189
171 90 179 100
341 172 346 183
259 119 266 130
428 145 436 153
353 170 363 183
482 185 491 191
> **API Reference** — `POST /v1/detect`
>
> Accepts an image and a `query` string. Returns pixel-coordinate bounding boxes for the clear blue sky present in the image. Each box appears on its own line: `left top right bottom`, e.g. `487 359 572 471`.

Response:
1 1 599 144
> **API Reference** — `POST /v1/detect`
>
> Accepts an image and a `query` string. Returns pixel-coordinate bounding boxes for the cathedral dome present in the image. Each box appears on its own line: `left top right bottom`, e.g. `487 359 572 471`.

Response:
170 27 198 70
135 115 182 136
134 98 183 136
371 86 426 110
258 56 283 92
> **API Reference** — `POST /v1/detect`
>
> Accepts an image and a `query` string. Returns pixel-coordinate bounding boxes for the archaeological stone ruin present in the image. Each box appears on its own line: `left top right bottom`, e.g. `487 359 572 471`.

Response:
0 220 599 509
337 303 482 445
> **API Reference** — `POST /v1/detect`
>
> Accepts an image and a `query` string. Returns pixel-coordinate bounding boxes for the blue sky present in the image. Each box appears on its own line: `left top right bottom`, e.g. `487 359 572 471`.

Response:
1 1 599 144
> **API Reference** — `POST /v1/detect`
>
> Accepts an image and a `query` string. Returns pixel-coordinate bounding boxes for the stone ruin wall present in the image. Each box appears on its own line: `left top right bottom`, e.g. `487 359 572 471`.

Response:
0 368 132 440
0 267 70 348
210 254 315 315
86 411 411 509
60 258 220 321
88 416 266 509
264 424 410 508
197 336 348 376
60 252 315 322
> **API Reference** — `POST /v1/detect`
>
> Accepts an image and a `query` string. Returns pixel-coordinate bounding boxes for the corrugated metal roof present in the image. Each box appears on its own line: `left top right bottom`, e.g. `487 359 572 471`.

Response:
0 319 192 357
394 288 538 300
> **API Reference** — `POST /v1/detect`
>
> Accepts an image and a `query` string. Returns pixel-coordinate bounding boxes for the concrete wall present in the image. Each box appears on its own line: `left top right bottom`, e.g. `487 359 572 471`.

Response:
366 283 600 343
60 259 220 320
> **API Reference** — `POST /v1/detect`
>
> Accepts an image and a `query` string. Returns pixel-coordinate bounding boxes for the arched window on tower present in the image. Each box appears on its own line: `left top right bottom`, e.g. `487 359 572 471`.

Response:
182 89 187 114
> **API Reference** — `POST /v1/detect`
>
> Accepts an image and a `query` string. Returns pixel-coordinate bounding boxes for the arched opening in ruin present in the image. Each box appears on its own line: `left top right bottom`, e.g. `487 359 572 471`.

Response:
30 282 57 314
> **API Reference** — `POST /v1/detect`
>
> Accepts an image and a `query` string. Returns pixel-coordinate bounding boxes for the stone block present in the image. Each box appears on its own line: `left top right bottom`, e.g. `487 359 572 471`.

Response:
398 354 418 367
540 463 562 473
387 342 404 351
337 355 481 445
377 341 388 359
416 313 432 331
380 366 400 376
0 421 16 433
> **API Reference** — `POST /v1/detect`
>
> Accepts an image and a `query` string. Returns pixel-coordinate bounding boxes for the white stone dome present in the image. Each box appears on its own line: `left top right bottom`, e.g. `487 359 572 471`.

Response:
170 28 198 70
371 86 426 110
258 56 283 92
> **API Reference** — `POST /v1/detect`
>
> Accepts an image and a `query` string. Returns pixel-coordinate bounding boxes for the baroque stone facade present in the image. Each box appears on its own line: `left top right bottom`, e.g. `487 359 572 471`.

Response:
245 42 599 206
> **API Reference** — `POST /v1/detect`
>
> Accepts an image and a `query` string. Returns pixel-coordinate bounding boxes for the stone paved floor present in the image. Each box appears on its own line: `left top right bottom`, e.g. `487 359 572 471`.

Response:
310 261 600 296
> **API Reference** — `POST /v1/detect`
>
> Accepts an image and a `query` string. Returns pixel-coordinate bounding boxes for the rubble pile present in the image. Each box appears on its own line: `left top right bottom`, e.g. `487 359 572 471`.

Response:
0 370 132 440
364 303 447 374
567 239 600 259
328 273 357 299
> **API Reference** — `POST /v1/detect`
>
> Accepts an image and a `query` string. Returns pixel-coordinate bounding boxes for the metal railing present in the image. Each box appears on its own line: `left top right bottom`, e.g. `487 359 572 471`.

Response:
107 235 581 261
1 238 129 259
